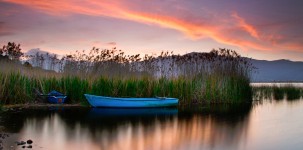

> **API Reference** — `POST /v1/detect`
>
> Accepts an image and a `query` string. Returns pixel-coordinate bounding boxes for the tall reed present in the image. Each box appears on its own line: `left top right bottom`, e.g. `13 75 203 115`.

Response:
0 48 253 105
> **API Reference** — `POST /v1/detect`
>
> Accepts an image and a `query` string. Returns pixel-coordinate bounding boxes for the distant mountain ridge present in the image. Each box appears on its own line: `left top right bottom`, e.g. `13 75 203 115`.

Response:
250 59 303 82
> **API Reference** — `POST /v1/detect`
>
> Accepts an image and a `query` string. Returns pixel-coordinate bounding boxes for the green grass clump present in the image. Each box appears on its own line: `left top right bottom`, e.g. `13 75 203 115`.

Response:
192 74 251 104
284 86 301 100
273 86 284 100
89 76 194 103
252 85 303 101
252 86 273 100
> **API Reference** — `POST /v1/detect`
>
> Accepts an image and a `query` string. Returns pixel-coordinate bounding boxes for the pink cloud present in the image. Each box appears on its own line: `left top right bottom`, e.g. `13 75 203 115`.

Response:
3 0 303 53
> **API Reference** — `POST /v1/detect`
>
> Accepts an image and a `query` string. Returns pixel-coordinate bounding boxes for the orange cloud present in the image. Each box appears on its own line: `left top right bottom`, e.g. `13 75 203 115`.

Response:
122 11 216 39
231 12 261 40
3 0 216 38
3 0 303 52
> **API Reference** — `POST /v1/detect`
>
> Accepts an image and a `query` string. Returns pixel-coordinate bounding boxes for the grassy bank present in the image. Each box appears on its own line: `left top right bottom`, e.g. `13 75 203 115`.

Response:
0 72 251 105
0 48 253 105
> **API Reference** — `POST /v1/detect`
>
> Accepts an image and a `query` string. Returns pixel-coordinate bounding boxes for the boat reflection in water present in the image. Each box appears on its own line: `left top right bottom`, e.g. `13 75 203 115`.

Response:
88 107 178 117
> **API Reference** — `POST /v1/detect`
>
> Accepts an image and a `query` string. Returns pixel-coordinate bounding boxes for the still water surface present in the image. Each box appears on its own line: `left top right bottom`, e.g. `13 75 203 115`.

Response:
251 82 303 87
1 99 303 150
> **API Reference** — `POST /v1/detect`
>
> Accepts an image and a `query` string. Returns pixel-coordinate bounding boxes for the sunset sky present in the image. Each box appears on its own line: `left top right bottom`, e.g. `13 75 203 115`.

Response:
1 0 303 60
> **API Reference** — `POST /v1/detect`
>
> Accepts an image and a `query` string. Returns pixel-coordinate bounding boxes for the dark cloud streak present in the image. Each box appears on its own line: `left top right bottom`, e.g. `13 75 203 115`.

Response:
0 21 15 36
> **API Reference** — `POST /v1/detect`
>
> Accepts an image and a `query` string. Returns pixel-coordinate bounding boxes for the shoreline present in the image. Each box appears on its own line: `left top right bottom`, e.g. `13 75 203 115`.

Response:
1 103 87 110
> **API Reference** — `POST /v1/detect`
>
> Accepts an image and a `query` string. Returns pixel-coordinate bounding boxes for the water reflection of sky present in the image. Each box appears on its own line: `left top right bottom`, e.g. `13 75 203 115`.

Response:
18 113 249 150
1 100 303 150
246 100 303 150
21 114 99 149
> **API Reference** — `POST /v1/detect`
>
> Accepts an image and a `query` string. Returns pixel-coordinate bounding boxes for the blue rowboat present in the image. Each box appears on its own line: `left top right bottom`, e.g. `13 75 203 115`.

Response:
84 94 179 108
47 90 67 104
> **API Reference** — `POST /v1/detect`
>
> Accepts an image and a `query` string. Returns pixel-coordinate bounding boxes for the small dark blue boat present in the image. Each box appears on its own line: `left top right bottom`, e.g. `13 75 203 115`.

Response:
47 90 67 104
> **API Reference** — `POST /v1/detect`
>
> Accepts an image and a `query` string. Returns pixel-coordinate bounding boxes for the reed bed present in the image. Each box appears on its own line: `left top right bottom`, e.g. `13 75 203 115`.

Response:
0 48 253 105
252 85 303 101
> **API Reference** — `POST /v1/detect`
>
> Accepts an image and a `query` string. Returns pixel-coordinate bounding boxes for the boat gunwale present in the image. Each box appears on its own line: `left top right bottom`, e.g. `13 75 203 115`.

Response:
84 94 178 101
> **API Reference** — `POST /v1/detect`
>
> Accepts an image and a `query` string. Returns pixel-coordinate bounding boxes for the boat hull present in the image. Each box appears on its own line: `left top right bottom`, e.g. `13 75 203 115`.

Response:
84 94 179 108
48 96 67 104
89 108 178 117
48 90 67 104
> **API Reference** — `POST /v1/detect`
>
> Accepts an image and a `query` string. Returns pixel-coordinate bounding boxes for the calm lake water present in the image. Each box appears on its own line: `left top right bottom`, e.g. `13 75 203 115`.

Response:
1 99 303 149
251 82 303 87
